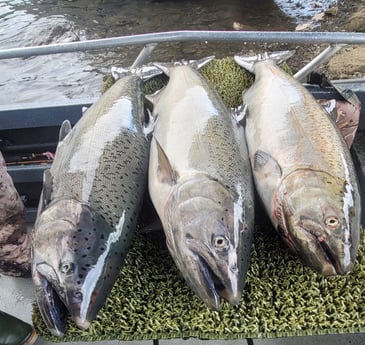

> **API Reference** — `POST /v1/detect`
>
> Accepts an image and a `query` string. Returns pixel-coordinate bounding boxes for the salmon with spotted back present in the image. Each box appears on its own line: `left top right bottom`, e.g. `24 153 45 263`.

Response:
234 51 361 276
31 74 151 337
147 58 255 310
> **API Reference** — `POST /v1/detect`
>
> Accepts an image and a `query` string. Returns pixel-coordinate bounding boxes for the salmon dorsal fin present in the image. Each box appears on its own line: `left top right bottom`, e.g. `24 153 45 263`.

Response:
58 120 72 142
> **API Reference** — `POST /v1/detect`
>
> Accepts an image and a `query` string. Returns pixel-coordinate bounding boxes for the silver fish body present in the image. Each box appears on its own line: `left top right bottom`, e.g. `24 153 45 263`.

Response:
235 52 361 276
148 62 254 310
31 75 149 336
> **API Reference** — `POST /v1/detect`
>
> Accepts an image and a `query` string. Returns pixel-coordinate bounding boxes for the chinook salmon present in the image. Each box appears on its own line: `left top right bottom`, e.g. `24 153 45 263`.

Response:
31 72 154 336
234 51 361 276
147 58 255 310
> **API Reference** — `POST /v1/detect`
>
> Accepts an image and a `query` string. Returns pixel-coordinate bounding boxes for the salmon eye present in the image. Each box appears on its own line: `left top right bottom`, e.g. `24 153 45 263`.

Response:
60 262 75 274
213 235 229 250
325 216 339 230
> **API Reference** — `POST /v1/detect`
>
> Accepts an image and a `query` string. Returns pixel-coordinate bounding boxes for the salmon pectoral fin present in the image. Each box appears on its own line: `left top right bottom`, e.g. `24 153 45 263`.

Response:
253 150 282 180
154 137 179 186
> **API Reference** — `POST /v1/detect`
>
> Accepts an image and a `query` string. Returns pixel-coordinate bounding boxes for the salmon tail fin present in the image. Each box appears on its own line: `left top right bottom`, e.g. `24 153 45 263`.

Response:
153 56 215 77
153 62 171 77
111 64 163 81
188 56 215 70
234 50 295 73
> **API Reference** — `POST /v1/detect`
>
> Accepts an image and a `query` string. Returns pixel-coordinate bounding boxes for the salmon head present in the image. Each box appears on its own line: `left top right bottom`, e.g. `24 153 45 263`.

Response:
164 175 252 310
32 198 124 336
275 169 361 276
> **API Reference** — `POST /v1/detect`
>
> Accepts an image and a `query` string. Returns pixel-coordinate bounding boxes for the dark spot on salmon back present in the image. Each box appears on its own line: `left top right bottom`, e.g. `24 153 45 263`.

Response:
86 130 148 230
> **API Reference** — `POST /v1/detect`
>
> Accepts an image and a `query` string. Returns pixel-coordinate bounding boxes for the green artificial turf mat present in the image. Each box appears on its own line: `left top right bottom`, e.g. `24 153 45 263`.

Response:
33 223 365 342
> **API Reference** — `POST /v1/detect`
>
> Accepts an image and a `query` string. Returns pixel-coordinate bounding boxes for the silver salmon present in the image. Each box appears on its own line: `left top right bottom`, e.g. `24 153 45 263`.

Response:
235 51 361 276
31 74 151 336
147 58 255 310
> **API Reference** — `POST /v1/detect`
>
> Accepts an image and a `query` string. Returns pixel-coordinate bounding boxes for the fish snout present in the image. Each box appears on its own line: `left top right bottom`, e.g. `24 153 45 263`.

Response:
324 237 355 276
73 316 91 330
218 269 242 306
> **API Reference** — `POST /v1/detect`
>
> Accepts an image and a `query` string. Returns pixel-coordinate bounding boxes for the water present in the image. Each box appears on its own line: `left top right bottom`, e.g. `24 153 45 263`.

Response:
0 0 335 106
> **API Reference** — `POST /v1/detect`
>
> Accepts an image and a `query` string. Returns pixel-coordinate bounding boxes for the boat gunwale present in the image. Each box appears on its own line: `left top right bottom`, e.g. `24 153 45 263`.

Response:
0 30 365 60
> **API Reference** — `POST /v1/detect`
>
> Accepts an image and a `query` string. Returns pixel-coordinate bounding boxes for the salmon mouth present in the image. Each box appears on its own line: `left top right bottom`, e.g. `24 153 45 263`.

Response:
181 232 242 310
194 252 241 310
33 269 68 337
196 255 223 310
315 235 339 271
297 226 340 275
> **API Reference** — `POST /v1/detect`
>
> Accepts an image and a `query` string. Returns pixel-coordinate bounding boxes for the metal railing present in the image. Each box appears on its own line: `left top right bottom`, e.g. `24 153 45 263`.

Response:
0 30 364 60
0 30 364 83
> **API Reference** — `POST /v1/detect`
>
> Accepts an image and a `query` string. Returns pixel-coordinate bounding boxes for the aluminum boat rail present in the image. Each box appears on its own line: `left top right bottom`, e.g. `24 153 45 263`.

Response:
0 30 364 60
0 30 364 82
